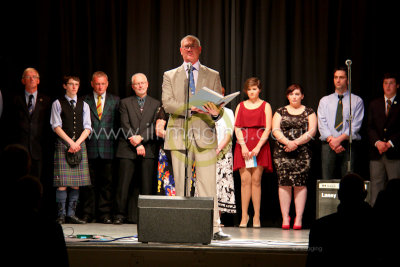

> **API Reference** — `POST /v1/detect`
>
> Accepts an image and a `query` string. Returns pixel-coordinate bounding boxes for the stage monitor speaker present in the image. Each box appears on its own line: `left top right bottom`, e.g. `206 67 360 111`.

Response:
137 195 214 244
316 179 371 219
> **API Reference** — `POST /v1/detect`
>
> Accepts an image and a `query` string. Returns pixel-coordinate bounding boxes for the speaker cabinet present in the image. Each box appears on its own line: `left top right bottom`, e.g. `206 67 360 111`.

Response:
138 195 214 244
316 179 371 219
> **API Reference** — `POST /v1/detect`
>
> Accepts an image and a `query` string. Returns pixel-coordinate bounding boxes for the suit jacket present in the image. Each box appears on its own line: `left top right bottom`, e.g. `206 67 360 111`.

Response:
162 64 222 150
367 95 400 160
7 92 52 160
83 93 120 159
115 95 160 159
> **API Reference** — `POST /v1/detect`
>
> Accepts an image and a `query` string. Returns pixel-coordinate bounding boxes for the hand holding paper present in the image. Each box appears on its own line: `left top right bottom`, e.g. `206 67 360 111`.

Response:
245 156 258 168
189 87 240 112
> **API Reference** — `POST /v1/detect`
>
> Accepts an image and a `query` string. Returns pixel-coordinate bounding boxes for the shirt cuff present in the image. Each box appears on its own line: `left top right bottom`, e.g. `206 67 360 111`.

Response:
52 123 62 131
134 142 143 148
212 109 224 121
389 140 394 147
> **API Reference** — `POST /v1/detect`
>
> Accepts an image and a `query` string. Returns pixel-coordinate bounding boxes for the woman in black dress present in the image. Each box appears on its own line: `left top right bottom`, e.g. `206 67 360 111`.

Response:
272 84 317 229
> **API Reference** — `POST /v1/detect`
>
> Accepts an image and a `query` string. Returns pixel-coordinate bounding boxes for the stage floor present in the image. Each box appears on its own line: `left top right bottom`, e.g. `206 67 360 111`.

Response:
63 224 309 266
63 223 309 249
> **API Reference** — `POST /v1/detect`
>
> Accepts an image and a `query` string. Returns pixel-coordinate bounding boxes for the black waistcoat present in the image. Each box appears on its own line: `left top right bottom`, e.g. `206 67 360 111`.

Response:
59 97 84 140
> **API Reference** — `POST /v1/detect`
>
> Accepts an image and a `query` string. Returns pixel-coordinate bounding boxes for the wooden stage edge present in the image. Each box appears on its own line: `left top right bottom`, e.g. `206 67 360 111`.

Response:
64 223 309 267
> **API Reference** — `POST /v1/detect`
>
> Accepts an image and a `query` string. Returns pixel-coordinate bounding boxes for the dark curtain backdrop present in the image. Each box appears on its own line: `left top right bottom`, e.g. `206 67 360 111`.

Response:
3 0 400 106
2 0 400 225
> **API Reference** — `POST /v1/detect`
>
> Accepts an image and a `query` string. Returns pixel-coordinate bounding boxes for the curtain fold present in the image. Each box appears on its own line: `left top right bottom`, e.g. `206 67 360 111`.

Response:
1 0 398 108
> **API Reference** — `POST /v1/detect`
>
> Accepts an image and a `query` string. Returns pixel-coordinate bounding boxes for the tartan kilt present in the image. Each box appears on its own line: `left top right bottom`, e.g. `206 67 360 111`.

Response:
53 139 91 187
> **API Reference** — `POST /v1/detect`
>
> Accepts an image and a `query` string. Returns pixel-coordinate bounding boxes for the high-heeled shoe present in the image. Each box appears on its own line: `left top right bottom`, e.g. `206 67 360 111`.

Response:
282 216 290 230
293 217 302 230
239 215 249 228
253 217 261 228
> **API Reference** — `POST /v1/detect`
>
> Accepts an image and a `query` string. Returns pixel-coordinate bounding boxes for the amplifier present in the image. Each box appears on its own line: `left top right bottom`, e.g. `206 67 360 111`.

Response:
316 179 371 219
137 195 214 244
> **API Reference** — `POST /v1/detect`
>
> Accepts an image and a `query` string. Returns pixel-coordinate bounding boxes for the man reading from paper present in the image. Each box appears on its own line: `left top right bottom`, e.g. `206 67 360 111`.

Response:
162 35 230 241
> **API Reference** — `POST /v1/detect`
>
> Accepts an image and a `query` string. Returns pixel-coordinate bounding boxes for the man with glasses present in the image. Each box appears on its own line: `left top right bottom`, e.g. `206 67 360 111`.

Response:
5 68 53 215
162 35 230 240
113 73 160 224
9 68 52 178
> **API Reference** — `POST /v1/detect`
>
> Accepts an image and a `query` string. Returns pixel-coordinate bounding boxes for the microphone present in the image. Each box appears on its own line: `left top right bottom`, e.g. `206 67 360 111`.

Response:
345 59 352 66
187 62 192 72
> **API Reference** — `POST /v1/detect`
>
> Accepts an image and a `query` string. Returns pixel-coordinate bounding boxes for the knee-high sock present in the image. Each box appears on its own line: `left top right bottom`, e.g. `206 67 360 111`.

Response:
56 189 67 216
67 189 80 217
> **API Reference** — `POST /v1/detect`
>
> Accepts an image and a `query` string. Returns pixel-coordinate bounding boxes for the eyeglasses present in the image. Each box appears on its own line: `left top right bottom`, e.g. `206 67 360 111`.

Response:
67 82 80 86
23 75 39 79
182 44 198 51
133 82 147 86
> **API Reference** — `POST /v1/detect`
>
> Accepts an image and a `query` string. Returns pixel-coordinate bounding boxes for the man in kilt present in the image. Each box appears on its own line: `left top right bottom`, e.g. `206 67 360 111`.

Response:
50 76 92 224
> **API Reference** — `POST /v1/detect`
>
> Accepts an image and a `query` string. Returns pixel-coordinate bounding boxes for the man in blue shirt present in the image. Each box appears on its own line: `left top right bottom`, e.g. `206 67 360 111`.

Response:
317 66 364 179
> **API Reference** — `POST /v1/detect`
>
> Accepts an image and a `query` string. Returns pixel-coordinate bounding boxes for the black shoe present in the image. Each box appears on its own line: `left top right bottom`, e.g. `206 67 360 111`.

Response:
213 231 231 241
82 214 94 223
67 215 87 224
113 217 124 225
103 217 112 224
56 215 65 224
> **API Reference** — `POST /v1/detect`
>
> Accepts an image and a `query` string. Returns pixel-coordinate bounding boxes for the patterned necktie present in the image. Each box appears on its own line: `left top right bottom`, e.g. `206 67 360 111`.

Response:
138 98 144 112
28 94 34 115
97 95 102 119
386 99 392 116
189 65 195 95
335 95 344 131
70 99 76 109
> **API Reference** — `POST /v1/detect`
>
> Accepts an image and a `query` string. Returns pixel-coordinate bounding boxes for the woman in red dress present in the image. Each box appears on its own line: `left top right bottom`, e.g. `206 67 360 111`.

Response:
233 77 273 228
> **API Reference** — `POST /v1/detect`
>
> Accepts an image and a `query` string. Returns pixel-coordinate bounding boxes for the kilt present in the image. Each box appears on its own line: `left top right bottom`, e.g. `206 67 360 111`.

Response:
53 139 91 187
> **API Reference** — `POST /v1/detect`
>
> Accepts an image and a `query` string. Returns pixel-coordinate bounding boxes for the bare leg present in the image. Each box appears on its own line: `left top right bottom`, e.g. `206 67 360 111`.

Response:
239 167 251 226
279 186 292 225
251 166 263 226
293 186 307 227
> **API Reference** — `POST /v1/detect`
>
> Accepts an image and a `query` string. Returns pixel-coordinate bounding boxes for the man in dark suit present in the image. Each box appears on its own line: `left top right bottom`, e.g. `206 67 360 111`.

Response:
5 68 53 216
7 68 52 180
113 73 160 224
368 72 400 205
81 71 120 223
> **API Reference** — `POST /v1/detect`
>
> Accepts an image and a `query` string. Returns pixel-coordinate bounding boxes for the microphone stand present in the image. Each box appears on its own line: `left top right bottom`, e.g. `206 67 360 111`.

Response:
346 59 353 173
184 64 192 197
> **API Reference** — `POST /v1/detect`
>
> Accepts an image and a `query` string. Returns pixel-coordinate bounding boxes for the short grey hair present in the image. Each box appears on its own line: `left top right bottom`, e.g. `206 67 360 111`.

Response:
22 67 40 79
131 73 147 84
180 35 201 47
